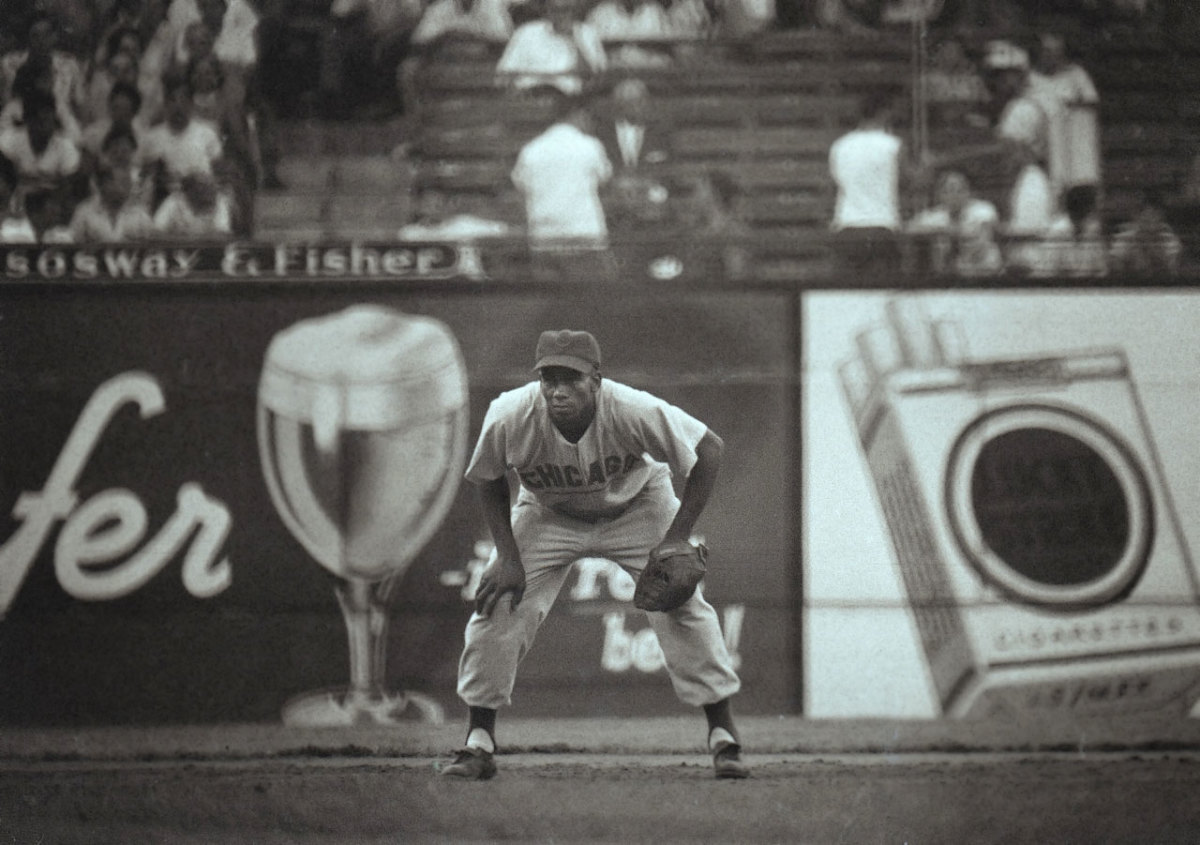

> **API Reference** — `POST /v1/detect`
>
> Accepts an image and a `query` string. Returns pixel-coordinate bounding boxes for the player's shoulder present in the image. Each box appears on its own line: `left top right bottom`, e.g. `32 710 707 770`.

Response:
600 378 675 416
486 381 540 419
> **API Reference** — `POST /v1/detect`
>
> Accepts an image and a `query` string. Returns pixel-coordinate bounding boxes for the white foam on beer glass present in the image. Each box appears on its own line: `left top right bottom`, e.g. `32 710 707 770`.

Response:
257 305 469 581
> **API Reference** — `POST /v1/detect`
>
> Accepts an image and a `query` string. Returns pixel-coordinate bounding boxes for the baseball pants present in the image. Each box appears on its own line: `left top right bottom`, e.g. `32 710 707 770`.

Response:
457 481 742 709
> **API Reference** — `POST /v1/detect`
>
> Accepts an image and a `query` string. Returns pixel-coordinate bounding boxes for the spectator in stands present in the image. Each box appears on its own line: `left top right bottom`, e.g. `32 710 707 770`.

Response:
1035 183 1107 277
596 78 672 231
1030 32 1101 205
924 38 990 131
98 125 155 208
411 0 516 45
673 170 752 281
511 89 615 281
321 0 417 117
0 154 36 243
0 13 86 128
138 71 224 202
828 89 907 278
497 0 607 95
152 170 233 237
1110 189 1182 276
81 83 149 165
907 170 1003 277
1 54 84 143
0 90 82 195
70 162 156 242
82 35 143 125
398 181 514 240
586 0 674 68
24 187 76 243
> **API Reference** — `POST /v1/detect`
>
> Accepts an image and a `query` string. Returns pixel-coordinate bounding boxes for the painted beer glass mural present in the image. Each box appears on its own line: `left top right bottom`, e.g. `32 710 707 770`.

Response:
805 292 1200 719
258 305 470 725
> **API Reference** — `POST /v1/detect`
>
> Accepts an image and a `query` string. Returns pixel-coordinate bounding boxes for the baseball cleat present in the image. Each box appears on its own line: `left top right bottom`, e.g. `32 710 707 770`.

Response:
439 746 497 780
712 740 750 779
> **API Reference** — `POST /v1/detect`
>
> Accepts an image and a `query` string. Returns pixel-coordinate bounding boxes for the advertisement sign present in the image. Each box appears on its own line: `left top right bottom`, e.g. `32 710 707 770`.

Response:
804 291 1200 719
0 278 797 725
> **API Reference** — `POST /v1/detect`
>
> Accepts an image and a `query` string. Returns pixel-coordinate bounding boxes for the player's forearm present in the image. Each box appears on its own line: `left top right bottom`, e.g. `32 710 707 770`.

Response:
665 430 723 543
477 476 521 560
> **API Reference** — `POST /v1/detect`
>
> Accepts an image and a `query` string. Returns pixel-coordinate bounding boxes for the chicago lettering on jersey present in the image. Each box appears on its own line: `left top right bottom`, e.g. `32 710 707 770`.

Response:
517 453 642 490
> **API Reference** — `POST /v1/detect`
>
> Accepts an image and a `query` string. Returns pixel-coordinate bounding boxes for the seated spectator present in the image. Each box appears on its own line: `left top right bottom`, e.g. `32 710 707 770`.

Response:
69 163 156 242
24 187 76 243
152 170 233 237
0 13 86 128
82 83 149 162
924 39 990 130
82 38 143 126
1110 190 1182 277
1 54 84 143
167 0 261 76
138 72 224 201
496 0 607 96
511 89 615 280
666 0 715 38
907 170 1003 277
1035 183 1107 277
97 125 155 208
0 91 82 195
398 182 514 240
410 0 515 45
586 0 675 67
0 154 36 243
672 170 752 280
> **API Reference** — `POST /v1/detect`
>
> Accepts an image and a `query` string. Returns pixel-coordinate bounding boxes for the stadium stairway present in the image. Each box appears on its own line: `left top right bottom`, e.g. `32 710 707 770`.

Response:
253 116 410 242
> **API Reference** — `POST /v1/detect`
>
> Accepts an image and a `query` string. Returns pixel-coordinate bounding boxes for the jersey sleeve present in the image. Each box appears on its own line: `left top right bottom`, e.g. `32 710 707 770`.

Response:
464 397 510 484
627 390 708 479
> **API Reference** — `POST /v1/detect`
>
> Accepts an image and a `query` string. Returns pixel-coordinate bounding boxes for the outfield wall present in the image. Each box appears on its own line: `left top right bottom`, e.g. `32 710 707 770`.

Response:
4 243 1200 726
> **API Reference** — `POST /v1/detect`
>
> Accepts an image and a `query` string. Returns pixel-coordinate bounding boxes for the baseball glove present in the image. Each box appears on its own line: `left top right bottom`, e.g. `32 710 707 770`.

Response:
633 541 707 612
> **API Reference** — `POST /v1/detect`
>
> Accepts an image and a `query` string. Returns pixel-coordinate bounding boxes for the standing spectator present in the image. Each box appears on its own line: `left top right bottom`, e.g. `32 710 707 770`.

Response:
152 170 233 237
0 154 36 243
0 90 82 195
907 170 1003 277
511 90 615 281
69 163 156 242
0 13 86 127
1110 190 1183 277
828 90 906 277
596 77 671 232
1030 32 1101 204
496 0 607 95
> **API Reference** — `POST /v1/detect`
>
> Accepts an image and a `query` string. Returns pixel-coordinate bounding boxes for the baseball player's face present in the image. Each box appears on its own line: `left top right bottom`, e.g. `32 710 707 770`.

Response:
539 366 599 430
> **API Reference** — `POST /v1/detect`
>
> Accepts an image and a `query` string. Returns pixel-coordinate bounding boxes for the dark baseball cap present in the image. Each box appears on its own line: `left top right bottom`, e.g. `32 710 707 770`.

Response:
534 329 601 373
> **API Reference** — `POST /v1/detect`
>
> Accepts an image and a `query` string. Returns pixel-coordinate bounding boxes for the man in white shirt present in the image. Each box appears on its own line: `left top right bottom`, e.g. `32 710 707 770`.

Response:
137 73 224 194
0 13 86 127
1030 32 1101 201
70 164 155 242
0 91 82 194
512 91 616 281
496 0 607 95
828 89 905 277
439 329 747 781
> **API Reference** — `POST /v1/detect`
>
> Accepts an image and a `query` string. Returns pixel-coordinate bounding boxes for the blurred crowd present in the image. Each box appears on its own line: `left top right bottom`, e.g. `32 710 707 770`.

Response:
829 32 1185 279
0 0 275 244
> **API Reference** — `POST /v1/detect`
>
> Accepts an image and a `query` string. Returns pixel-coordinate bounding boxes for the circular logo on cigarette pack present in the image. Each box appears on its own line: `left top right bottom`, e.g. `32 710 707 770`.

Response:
945 404 1154 609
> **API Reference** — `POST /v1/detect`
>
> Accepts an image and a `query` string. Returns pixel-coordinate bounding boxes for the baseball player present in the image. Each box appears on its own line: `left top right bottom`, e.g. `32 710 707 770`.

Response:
439 329 747 780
